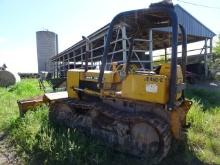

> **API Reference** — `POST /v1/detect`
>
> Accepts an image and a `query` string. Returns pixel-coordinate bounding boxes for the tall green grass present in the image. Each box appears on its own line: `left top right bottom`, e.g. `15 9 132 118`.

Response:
186 98 220 164
0 79 43 130
9 110 142 164
0 79 220 164
186 88 220 109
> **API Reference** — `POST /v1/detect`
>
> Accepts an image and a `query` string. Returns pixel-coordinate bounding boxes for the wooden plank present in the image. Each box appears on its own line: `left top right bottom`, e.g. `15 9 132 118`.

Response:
44 91 68 101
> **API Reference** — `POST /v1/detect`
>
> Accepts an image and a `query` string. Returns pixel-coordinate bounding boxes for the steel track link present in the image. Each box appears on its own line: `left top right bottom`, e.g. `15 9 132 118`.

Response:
49 99 171 164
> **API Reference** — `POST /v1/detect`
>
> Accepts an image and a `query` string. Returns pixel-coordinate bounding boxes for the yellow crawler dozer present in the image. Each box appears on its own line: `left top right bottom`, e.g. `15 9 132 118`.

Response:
18 1 192 163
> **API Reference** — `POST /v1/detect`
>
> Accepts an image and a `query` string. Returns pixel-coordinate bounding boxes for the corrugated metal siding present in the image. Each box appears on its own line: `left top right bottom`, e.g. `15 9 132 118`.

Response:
175 5 215 38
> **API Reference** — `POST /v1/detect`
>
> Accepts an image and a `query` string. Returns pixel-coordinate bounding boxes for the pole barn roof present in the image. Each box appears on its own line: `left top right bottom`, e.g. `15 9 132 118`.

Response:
54 4 216 59
175 4 215 39
152 4 216 45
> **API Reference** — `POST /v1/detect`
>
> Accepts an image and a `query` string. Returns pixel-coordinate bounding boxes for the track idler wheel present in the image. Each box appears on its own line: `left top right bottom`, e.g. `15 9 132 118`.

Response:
126 115 171 164
131 122 160 157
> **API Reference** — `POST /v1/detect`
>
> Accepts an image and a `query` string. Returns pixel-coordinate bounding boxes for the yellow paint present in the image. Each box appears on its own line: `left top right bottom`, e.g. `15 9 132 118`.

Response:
170 100 192 139
160 63 183 99
79 70 120 84
67 63 184 104
67 69 84 98
121 74 169 104
67 69 121 98
66 64 191 140
170 110 182 139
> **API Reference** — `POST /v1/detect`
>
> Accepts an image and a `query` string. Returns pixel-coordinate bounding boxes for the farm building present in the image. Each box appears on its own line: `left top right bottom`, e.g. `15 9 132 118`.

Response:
48 4 215 81
36 30 58 73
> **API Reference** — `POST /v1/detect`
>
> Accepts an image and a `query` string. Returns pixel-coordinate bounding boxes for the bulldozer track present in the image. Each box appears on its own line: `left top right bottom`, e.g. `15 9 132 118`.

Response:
49 99 171 164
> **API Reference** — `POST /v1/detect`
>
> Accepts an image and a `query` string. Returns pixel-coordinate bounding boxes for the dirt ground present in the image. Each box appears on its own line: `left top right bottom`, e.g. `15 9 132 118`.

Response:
0 132 23 165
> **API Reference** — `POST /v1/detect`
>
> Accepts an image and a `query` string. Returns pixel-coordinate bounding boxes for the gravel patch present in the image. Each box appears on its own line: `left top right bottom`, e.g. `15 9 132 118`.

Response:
0 132 23 165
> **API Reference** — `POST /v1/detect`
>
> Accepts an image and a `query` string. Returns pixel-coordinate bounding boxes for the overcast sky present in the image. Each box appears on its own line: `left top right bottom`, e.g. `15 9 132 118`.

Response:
0 0 220 73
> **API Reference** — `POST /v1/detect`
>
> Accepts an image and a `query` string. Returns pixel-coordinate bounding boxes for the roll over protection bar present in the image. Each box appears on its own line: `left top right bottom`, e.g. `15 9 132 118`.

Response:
98 2 187 110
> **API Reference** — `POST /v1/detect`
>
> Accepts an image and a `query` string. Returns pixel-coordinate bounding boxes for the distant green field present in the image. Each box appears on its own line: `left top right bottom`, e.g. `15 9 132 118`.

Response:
0 79 220 164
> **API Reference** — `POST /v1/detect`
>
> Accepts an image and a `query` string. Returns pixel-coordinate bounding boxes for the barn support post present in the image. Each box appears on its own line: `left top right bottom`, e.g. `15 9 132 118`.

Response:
54 61 56 78
80 47 83 67
91 42 93 67
85 37 90 72
59 57 62 77
210 38 214 62
55 61 57 78
73 51 76 69
204 38 208 78
103 33 107 70
68 53 70 70
122 25 127 63
62 56 65 77
165 47 167 62
56 60 58 78
58 58 61 78
149 29 153 70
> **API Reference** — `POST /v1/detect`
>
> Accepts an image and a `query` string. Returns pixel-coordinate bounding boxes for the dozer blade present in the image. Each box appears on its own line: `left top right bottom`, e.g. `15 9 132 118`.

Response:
17 91 68 116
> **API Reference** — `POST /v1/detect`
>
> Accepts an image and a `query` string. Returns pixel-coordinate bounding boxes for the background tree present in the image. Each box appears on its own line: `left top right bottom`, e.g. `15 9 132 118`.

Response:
214 34 220 59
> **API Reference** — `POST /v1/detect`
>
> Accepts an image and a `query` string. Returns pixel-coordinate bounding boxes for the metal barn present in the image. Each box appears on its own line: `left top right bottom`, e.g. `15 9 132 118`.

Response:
49 4 215 80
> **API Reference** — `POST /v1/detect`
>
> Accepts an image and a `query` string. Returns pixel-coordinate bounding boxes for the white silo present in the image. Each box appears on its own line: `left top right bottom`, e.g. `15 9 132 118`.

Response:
36 30 58 73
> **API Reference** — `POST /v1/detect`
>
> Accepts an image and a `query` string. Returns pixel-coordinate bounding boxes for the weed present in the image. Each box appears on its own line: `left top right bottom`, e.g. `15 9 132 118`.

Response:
186 95 220 164
0 79 220 164
186 88 220 109
0 79 43 130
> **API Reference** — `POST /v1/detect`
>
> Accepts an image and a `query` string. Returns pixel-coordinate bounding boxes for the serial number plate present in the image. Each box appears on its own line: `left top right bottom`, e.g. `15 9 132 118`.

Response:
146 84 158 93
